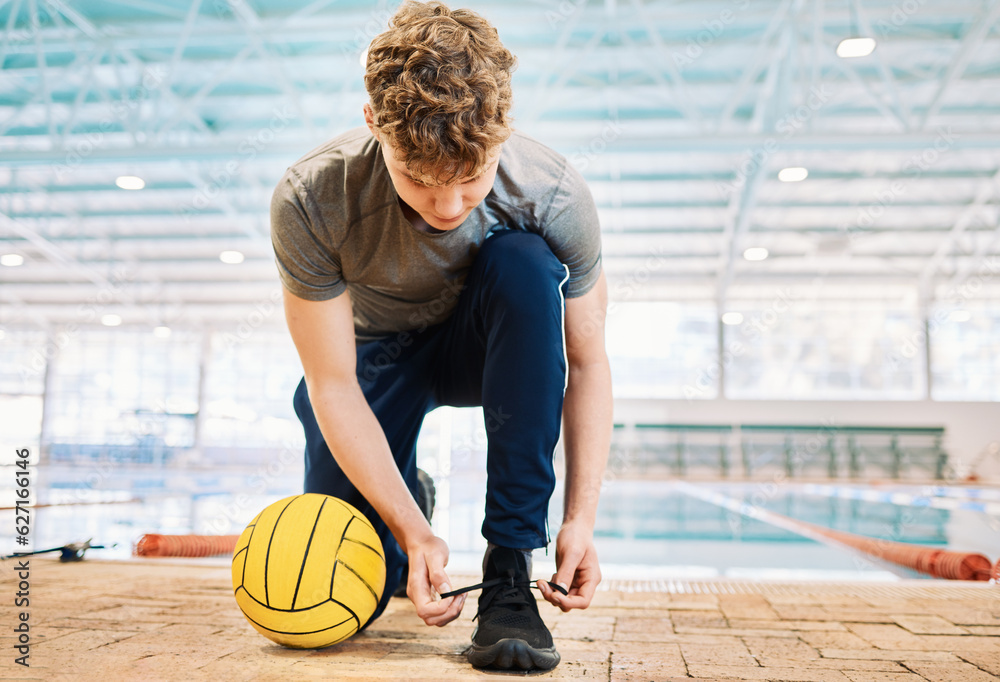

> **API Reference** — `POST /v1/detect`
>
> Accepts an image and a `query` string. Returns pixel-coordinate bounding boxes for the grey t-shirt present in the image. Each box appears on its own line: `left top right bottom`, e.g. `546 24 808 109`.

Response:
270 127 602 344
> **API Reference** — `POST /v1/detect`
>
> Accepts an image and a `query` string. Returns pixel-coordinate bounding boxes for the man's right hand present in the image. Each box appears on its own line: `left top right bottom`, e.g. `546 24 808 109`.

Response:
404 534 466 626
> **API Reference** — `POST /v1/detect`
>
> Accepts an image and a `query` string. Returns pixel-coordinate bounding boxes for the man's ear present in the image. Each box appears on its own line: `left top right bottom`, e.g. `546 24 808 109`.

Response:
363 103 378 139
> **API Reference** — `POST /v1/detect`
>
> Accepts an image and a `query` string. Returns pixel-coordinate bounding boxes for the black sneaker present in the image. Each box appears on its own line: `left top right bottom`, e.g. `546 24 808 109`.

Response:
466 546 560 671
393 468 436 598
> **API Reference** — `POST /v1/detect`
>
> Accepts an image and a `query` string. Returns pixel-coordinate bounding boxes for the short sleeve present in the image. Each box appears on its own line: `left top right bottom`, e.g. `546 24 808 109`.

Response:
269 169 347 301
538 162 602 298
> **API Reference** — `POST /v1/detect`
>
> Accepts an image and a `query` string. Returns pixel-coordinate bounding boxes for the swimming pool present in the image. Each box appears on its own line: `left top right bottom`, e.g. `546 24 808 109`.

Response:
4 466 996 582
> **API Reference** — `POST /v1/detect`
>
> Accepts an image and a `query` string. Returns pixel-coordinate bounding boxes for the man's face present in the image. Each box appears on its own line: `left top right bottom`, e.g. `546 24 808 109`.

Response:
366 104 501 232
379 138 501 232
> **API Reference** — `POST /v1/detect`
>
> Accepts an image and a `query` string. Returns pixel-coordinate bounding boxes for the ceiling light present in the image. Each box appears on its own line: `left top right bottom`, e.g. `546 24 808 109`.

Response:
778 167 808 182
154 326 172 338
115 175 146 190
1 253 24 266
836 37 876 58
220 250 245 264
743 247 769 261
101 314 122 327
721 312 744 326
949 310 972 323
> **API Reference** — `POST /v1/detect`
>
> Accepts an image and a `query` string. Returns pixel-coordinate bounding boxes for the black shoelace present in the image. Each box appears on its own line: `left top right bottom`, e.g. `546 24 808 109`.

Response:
440 576 568 622
439 576 568 599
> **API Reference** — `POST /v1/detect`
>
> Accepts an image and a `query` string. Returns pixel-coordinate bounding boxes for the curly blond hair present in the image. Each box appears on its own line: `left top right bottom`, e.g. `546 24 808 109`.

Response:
364 1 516 185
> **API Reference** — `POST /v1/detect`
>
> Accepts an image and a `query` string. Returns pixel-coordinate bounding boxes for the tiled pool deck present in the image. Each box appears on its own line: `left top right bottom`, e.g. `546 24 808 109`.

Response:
1 558 998 681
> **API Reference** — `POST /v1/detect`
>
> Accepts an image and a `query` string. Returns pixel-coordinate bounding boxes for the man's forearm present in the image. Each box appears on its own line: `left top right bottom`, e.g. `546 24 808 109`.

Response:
306 379 432 552
560 358 613 528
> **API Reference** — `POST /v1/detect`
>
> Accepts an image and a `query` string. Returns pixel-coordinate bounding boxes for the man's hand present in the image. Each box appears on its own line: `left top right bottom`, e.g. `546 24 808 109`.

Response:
537 521 601 612
405 534 466 626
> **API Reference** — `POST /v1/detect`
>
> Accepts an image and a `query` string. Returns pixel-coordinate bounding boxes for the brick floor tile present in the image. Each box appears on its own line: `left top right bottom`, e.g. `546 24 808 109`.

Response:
611 642 686 681
675 627 800 638
822 610 897 624
891 614 969 635
819 649 960 662
772 605 833 620
720 603 781 620
957 650 1000 676
903 660 1000 682
679 640 755 666
916 634 1000 653
613 616 675 642
742 635 821 661
670 610 728 628
732 619 847 632
844 623 926 649
755 656 909 672
842 672 926 681
550 614 616 641
796 630 874 649
686 664 849 680
964 626 1000 636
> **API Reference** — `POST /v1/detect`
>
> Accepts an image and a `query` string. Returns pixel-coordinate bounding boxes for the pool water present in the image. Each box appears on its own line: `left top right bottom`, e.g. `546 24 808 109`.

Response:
2 467 997 582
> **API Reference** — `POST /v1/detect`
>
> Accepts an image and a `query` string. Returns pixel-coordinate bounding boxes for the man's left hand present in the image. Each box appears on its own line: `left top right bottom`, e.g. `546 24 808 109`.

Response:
537 520 601 612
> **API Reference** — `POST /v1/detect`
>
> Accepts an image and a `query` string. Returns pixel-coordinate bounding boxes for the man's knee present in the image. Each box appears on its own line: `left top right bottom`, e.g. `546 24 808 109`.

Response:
476 229 566 294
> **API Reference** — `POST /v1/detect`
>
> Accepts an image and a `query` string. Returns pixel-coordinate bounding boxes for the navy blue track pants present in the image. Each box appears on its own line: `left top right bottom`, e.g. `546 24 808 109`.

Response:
293 229 570 623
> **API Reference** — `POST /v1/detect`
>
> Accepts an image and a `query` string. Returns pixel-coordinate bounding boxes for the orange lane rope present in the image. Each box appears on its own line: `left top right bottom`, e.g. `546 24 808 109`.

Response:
133 533 240 558
802 522 993 581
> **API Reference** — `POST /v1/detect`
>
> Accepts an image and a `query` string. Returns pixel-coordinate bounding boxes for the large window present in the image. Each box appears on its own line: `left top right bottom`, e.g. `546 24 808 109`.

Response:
725 301 925 400
931 303 1000 401
0 330 47 463
46 329 200 462
202 330 304 450
606 302 718 399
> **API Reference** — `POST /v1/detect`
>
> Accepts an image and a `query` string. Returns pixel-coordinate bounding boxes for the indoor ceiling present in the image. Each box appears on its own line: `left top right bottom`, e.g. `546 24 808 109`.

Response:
1 0 999 329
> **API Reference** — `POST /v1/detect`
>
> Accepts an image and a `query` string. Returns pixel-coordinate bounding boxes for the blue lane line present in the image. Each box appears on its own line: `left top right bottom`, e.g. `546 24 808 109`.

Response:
798 484 1000 516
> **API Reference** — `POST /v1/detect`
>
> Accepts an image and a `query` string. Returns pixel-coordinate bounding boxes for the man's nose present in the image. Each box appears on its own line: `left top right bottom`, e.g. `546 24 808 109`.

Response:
434 186 464 217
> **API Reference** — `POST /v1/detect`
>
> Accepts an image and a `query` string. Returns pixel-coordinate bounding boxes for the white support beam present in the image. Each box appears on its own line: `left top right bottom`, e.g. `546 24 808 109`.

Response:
919 0 1000 130
715 160 769 306
626 0 701 125
521 0 588 124
852 0 911 130
829 44 907 131
749 25 791 134
917 168 1000 298
0 209 115 289
228 0 317 139
719 0 795 129
28 0 54 139
0 0 24 66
